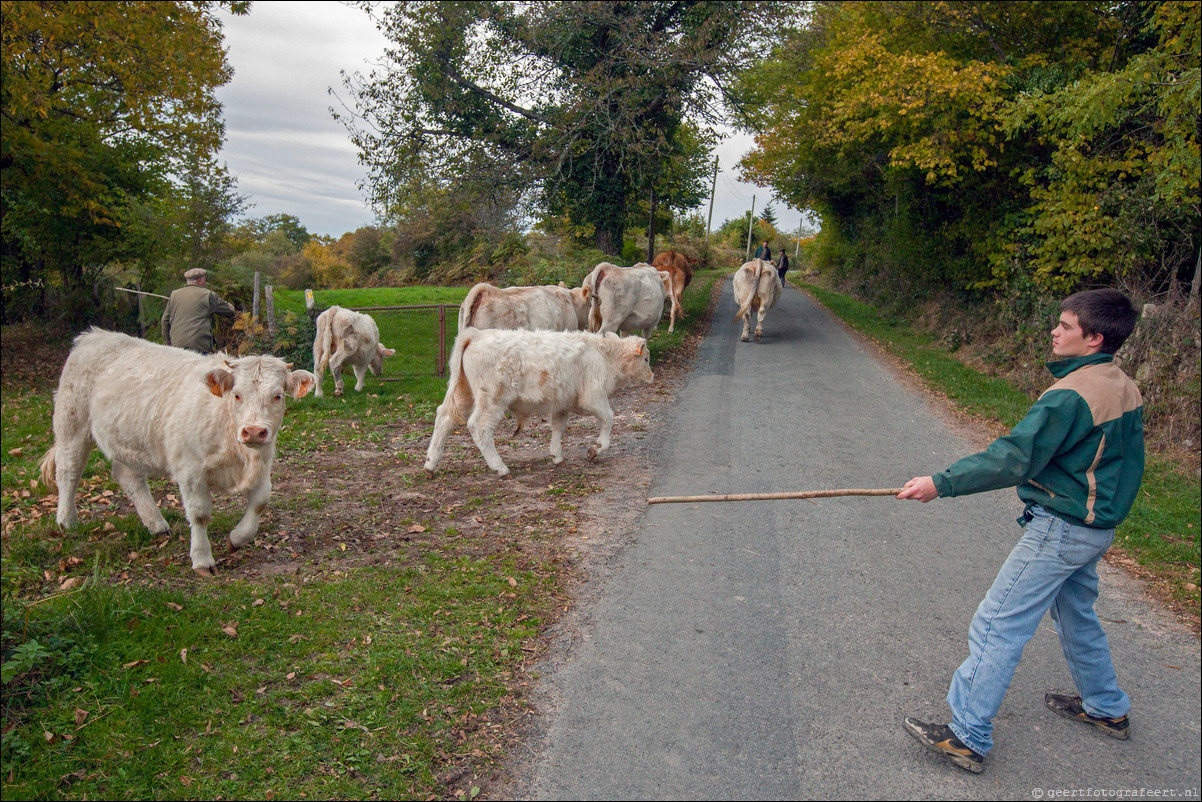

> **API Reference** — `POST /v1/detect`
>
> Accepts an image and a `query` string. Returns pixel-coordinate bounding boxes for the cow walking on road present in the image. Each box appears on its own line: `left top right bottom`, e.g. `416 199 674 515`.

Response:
39 329 315 576
424 328 654 478
732 259 783 343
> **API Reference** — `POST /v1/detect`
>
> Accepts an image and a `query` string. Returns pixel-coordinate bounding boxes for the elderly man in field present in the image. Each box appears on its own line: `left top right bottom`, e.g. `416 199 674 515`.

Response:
161 268 237 354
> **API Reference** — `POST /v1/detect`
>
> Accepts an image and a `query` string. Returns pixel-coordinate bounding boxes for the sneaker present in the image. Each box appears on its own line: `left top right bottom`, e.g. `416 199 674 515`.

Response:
903 717 985 773
1045 693 1130 740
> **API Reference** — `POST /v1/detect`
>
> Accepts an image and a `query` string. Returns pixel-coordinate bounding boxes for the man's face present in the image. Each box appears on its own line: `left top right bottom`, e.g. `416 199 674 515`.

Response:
1051 310 1102 357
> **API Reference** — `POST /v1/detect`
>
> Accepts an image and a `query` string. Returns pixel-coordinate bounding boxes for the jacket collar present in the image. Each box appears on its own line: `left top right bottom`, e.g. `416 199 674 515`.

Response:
1046 353 1113 379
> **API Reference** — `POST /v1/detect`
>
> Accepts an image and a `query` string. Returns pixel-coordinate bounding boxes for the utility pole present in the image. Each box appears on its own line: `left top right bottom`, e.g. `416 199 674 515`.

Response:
704 155 719 256
647 187 657 263
744 195 756 261
796 218 803 259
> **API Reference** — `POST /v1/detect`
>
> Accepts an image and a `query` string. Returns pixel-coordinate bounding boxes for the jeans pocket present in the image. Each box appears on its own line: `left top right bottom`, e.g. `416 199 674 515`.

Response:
1056 524 1114 567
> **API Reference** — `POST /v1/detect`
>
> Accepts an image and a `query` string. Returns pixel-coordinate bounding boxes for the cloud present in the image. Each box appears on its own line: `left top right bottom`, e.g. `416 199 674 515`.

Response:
213 2 810 241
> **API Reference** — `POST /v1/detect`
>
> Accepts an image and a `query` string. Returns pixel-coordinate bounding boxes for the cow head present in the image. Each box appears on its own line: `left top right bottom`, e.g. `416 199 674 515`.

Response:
619 337 654 387
369 343 396 376
204 356 316 447
569 286 591 330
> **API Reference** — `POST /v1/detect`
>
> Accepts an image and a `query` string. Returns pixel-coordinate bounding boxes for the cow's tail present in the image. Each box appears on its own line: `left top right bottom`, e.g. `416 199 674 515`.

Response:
730 262 769 322
588 267 606 332
38 444 57 492
442 330 475 426
460 284 487 329
314 307 335 375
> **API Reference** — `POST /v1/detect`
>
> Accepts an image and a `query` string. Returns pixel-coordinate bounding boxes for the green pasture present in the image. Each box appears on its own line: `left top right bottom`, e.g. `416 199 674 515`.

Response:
0 272 722 800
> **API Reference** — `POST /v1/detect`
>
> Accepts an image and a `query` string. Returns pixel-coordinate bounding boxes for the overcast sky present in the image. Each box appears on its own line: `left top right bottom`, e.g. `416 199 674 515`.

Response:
214 1 808 241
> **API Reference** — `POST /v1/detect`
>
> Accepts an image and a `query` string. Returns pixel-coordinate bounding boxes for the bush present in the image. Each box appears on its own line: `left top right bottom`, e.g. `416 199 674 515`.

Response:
226 309 316 367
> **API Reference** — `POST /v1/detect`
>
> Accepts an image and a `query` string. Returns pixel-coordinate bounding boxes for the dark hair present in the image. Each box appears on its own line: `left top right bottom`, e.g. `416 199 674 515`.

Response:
1060 288 1137 354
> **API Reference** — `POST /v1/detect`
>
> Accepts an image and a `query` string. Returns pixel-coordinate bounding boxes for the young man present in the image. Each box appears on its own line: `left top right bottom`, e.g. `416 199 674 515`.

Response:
896 288 1143 774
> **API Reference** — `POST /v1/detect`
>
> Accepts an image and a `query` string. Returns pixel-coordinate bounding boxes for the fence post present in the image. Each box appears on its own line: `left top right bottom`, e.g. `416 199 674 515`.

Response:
437 304 447 378
252 271 261 319
264 285 276 336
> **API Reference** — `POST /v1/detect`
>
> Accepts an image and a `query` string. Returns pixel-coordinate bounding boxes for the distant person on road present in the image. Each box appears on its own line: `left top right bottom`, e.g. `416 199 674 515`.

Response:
754 240 772 262
896 288 1143 774
776 251 789 286
161 268 237 354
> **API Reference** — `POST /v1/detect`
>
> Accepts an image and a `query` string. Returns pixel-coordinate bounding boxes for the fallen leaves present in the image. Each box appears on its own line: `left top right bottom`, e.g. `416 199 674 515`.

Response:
221 622 239 638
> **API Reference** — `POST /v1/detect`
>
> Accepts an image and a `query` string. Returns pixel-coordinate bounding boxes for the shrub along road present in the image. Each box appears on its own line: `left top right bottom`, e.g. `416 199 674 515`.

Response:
507 279 1201 799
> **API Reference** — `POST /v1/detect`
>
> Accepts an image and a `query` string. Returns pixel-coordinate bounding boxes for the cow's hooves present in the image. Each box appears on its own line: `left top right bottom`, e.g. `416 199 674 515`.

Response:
499 473 513 480
586 447 599 461
424 468 435 479
334 391 343 397
740 336 749 342
194 566 217 578
226 538 240 553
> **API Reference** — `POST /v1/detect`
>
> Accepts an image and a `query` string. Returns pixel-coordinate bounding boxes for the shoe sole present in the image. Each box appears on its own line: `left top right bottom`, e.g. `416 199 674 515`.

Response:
1048 705 1130 740
903 720 985 773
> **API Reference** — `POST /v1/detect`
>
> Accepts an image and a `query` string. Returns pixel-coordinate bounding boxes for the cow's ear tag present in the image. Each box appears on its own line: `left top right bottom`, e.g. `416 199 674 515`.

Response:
205 369 233 398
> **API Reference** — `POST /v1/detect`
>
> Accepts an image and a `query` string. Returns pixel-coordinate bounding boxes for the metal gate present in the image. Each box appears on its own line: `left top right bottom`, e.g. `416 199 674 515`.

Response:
349 304 454 380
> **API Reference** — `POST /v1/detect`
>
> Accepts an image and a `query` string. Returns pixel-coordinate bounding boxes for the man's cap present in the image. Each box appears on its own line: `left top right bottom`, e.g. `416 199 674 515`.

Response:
184 268 207 282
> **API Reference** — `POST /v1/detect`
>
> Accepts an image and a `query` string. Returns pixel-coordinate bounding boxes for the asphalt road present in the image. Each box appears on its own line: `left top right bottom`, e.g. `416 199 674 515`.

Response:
512 278 1201 800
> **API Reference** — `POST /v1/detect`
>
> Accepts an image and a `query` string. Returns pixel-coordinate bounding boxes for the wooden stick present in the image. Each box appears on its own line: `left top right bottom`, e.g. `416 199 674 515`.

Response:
647 487 905 504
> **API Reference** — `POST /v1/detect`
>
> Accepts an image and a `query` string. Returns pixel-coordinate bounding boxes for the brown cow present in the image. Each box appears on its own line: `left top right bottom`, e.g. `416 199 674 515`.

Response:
651 250 698 329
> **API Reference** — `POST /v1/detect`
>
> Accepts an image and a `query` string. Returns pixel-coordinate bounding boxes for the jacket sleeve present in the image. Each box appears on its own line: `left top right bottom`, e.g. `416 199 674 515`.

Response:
931 389 1090 498
210 292 237 318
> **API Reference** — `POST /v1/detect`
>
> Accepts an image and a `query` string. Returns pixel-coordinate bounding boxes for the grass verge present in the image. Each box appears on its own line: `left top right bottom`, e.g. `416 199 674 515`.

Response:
800 281 1201 629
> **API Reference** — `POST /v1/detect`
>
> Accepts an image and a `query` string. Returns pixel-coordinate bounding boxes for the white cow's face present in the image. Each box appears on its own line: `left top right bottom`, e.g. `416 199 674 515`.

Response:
620 338 654 386
205 357 316 447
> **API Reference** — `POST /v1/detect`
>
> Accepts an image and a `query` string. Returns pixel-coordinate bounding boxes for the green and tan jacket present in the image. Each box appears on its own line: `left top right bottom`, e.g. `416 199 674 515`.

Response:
161 284 237 354
931 354 1144 529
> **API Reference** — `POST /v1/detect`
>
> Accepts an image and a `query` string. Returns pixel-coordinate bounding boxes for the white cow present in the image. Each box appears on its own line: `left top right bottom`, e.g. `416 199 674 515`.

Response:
732 258 783 342
312 305 395 399
38 329 315 576
581 262 674 337
458 282 590 332
424 327 654 478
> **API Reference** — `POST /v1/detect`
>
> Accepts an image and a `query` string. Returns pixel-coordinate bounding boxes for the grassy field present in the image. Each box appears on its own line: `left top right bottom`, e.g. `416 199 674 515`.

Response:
800 281 1202 623
0 272 722 800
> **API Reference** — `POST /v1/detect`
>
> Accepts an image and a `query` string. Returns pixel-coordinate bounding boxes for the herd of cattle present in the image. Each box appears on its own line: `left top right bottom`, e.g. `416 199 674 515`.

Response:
37 253 785 575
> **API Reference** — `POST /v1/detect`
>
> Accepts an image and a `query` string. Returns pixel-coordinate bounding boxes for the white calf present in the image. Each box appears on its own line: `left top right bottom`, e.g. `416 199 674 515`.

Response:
424 328 654 478
313 305 395 398
39 329 315 575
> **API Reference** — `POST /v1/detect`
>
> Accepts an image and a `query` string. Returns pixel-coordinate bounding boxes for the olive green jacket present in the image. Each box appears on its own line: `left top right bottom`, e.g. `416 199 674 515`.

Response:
931 354 1144 529
161 284 237 353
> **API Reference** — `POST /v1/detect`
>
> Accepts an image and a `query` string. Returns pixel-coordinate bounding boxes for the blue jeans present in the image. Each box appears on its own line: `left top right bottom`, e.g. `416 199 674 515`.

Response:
947 505 1129 756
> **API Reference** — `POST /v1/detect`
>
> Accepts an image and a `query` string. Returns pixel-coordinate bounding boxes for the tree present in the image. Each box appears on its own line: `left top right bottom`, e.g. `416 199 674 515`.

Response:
339 1 784 254
737 1 1197 298
759 203 778 227
1 0 249 322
